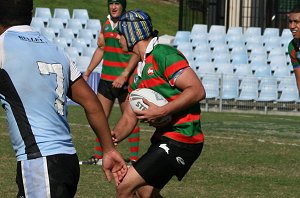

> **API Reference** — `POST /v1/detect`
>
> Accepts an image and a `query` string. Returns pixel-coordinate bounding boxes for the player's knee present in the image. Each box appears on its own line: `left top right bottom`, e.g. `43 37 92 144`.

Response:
116 181 135 197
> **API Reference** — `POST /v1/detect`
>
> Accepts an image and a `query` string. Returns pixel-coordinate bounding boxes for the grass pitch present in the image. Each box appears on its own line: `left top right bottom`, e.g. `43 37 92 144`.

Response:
0 106 299 197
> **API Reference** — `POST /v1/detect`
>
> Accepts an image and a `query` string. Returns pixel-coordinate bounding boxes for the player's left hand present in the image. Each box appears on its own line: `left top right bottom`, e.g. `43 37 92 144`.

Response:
102 149 128 186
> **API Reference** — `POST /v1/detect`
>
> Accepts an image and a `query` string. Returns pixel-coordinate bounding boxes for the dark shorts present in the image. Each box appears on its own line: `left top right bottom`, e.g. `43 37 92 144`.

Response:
16 154 80 198
97 79 128 101
133 136 204 189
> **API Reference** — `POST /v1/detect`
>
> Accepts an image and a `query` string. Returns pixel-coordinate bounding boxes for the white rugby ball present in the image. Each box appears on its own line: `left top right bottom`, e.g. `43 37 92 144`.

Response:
129 88 172 126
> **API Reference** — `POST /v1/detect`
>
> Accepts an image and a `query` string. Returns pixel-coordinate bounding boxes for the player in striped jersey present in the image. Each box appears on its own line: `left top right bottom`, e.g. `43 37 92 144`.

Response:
112 10 206 197
287 5 300 93
82 0 141 166
0 0 127 197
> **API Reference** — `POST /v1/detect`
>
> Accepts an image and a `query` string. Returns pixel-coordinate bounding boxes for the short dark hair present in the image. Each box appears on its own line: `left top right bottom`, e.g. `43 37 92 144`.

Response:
0 0 33 27
289 4 300 14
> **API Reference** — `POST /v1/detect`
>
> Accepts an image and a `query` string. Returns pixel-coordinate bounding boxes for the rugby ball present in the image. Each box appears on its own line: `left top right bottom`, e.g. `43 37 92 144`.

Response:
129 88 172 125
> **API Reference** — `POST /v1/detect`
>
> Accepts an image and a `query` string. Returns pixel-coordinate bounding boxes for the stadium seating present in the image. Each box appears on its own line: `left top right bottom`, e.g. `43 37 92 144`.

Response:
173 31 191 47
53 8 71 27
34 7 52 26
72 9 89 28
201 74 220 99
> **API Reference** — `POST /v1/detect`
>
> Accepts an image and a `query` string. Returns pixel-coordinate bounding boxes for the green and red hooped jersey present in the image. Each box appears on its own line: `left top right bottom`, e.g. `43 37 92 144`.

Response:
288 40 300 69
128 44 204 144
100 18 132 81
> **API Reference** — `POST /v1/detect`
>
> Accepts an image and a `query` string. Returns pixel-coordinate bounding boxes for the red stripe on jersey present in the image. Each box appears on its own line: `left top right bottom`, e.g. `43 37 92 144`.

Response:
174 113 201 125
163 132 204 144
103 60 127 68
104 46 125 53
104 32 119 39
164 60 189 79
101 73 117 81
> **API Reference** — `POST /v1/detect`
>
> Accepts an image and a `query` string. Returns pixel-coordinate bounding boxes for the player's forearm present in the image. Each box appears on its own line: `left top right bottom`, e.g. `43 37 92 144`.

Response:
85 106 115 153
113 115 138 143
85 48 104 75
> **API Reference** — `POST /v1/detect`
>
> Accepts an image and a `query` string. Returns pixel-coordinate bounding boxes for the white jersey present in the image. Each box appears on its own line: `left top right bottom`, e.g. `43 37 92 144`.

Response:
0 26 81 161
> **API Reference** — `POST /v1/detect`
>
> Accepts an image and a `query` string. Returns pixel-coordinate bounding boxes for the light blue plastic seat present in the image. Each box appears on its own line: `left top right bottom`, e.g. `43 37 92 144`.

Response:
173 31 191 47
34 7 52 26
86 19 101 38
53 8 71 27
72 9 89 28
59 28 75 46
40 27 56 41
221 74 239 99
67 19 83 37
238 77 259 101
30 17 46 31
48 18 65 36
195 61 216 77
234 64 253 79
216 63 234 75
257 84 278 102
202 74 220 99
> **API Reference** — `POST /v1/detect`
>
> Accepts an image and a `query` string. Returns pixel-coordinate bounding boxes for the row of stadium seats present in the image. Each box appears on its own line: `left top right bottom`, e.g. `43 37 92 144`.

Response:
30 7 102 74
202 74 299 103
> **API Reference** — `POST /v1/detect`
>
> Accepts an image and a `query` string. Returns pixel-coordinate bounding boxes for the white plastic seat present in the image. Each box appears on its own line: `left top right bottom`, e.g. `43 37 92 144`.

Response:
202 74 220 99
238 77 259 100
72 9 89 28
86 19 102 38
64 47 79 61
258 76 277 91
48 18 65 36
40 27 56 41
212 52 231 64
67 19 83 37
53 37 68 49
216 63 234 75
75 56 91 72
253 64 272 78
78 29 94 47
277 76 297 91
257 84 278 102
82 47 96 57
221 74 239 99
173 31 191 47
72 38 88 55
249 54 267 65
269 55 288 72
273 65 291 78
190 24 207 42
244 27 261 38
209 25 226 35
59 28 75 46
195 61 216 77
235 64 253 78
30 17 46 30
228 39 246 51
34 7 52 26
191 36 208 48
277 83 299 102
226 27 244 44
194 51 212 63
53 8 71 27
263 36 282 52
231 52 249 65
263 28 279 40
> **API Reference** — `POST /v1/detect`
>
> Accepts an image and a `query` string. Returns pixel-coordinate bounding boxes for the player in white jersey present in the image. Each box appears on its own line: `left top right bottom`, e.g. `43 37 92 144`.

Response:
0 0 127 197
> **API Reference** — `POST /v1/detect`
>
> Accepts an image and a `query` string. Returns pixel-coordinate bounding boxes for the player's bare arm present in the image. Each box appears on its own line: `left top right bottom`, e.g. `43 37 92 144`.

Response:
68 77 127 185
112 98 139 143
83 32 105 81
135 67 205 122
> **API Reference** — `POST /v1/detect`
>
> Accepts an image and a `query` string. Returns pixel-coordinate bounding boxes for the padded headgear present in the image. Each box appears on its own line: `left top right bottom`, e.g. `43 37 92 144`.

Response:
118 10 153 51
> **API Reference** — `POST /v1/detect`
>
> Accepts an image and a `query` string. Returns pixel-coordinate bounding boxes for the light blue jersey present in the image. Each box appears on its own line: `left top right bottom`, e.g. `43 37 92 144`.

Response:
0 26 81 161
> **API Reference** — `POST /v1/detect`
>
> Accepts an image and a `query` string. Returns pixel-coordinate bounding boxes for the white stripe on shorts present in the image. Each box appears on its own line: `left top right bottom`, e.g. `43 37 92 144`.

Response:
21 157 51 198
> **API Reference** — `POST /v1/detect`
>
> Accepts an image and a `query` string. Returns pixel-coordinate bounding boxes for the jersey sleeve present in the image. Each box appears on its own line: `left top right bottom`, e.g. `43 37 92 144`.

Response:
69 59 81 82
161 52 189 82
288 41 300 69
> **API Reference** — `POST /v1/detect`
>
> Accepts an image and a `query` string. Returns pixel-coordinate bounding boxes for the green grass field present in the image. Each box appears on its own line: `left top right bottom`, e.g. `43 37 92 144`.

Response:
0 106 299 198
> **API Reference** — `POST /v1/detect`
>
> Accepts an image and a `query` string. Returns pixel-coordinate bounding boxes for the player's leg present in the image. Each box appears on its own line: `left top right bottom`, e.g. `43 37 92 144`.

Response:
17 154 80 198
118 93 140 163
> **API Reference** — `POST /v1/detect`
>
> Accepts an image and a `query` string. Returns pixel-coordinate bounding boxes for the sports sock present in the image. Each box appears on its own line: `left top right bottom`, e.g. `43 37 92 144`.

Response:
128 126 140 161
94 138 103 159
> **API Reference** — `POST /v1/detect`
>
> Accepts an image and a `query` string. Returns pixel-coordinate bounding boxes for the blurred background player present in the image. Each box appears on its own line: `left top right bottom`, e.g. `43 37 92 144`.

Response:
81 0 140 165
112 10 206 197
0 0 127 197
287 4 300 93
